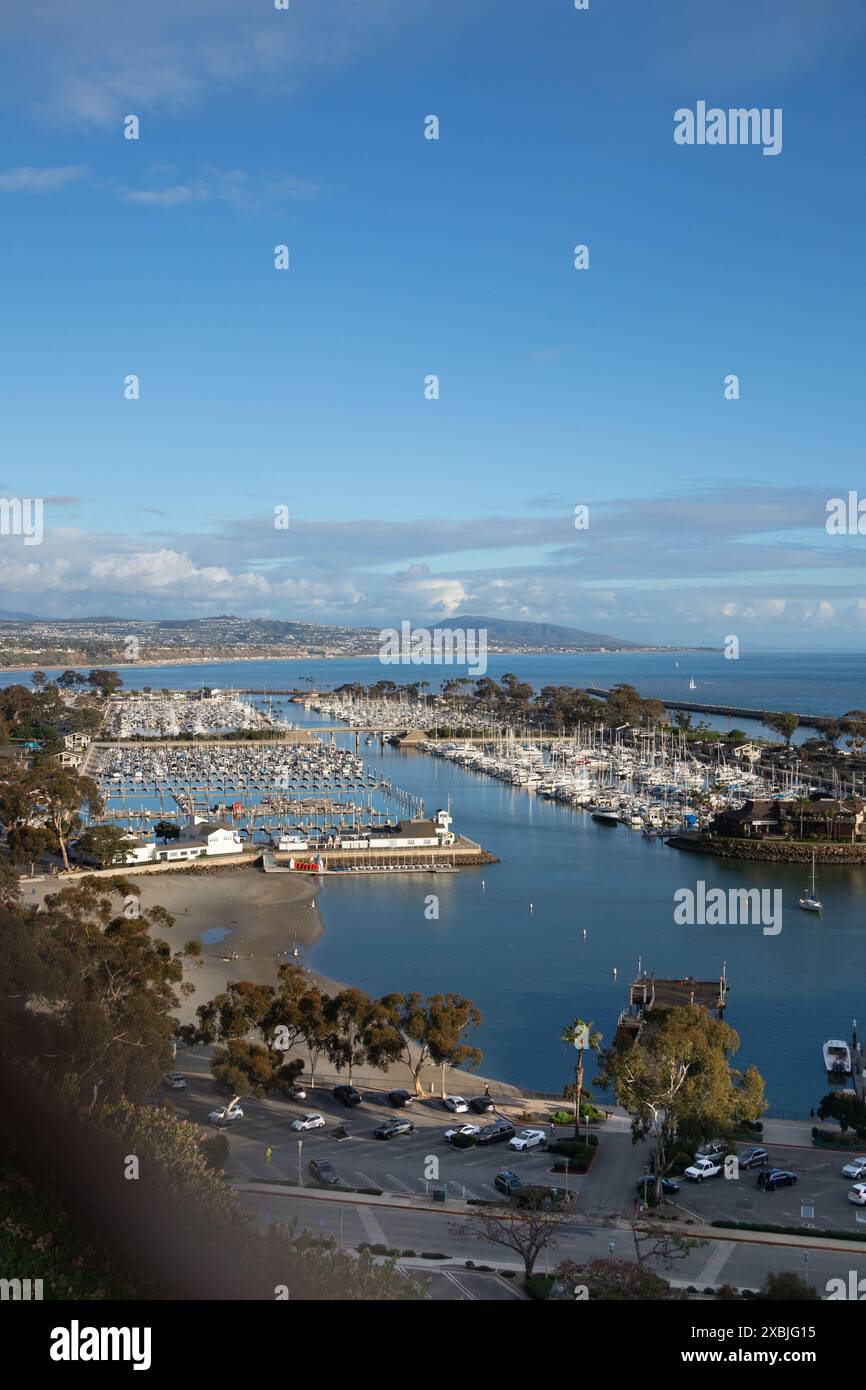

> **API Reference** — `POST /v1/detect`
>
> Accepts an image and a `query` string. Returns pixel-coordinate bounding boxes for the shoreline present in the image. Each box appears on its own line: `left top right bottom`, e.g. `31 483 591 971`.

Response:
668 834 866 865
0 647 709 675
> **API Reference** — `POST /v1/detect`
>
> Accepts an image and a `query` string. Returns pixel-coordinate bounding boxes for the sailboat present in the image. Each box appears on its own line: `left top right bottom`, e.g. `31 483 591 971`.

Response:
688 676 696 690
799 851 822 913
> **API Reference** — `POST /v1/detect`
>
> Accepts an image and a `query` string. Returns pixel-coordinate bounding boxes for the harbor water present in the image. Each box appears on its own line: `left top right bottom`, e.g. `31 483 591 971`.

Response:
6 651 864 1111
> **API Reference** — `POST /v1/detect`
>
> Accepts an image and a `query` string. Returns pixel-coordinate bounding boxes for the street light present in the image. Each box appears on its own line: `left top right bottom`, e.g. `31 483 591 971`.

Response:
297 1138 303 1187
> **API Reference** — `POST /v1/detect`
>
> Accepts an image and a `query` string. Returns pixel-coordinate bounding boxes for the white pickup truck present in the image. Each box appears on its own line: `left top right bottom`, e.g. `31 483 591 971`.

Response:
683 1156 723 1182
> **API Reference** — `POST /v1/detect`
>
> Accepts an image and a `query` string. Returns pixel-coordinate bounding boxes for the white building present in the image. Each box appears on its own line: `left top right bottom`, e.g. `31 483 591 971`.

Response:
179 817 244 856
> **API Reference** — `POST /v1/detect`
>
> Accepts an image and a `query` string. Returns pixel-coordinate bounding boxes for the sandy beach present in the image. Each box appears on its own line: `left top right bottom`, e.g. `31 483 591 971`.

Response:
27 864 525 1099
27 864 331 1028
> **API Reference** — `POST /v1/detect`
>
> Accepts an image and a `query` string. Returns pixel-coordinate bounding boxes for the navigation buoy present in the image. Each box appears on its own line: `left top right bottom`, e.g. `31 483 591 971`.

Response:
582 928 587 939
529 902 533 912
612 967 618 979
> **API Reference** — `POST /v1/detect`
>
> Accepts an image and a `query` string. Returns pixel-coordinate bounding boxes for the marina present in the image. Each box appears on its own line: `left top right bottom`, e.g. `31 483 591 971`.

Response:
10 654 866 1112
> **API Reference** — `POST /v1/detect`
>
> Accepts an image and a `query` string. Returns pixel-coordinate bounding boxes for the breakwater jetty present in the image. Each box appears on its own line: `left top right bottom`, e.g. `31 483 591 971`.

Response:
585 688 834 731
667 833 866 865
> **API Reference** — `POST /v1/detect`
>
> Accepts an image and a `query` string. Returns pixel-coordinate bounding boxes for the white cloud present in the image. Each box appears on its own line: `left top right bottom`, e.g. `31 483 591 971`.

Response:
122 184 208 205
0 165 86 192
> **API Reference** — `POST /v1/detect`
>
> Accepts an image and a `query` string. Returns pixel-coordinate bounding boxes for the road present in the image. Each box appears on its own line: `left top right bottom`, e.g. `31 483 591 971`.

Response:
163 1054 866 1300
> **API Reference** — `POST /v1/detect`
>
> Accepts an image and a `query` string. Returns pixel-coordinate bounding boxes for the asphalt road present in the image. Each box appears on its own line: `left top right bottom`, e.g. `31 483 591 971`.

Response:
161 1055 866 1299
237 1189 866 1301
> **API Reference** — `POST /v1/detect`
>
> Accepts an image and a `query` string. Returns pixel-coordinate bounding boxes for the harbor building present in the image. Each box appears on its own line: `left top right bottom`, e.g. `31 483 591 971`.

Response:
178 817 244 855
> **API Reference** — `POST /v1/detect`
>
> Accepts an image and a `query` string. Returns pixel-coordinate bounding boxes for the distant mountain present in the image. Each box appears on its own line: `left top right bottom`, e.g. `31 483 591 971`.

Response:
0 607 38 621
438 615 638 650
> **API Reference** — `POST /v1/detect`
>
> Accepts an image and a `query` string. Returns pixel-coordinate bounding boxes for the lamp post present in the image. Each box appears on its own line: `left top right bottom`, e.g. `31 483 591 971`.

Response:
297 1139 303 1187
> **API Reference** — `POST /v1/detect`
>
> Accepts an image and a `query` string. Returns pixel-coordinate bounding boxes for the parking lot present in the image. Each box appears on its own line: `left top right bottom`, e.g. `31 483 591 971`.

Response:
163 1060 866 1233
666 1143 866 1234
166 1069 576 1204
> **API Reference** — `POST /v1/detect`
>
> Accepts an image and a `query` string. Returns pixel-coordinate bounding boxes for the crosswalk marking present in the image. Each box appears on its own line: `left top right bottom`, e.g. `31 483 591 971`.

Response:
358 1206 389 1246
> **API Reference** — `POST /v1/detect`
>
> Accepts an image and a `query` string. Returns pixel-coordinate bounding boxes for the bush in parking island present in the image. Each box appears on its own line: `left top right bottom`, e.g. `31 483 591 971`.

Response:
547 1135 598 1172
449 1130 478 1150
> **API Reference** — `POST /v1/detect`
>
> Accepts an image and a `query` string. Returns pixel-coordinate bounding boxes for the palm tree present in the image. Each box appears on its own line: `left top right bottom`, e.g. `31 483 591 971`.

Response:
561 1018 603 1140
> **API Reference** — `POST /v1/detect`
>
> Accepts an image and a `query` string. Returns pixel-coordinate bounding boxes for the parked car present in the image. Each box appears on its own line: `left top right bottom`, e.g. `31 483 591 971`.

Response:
494 1170 523 1197
848 1183 866 1206
469 1096 496 1114
308 1158 340 1186
695 1140 727 1161
509 1128 546 1152
288 1083 307 1101
477 1119 516 1146
387 1089 414 1108
375 1118 415 1140
291 1112 325 1132
445 1123 480 1142
842 1157 866 1180
333 1085 362 1108
757 1169 798 1191
208 1106 243 1127
683 1157 722 1182
636 1176 680 1197
162 1072 186 1090
444 1095 468 1113
737 1146 768 1170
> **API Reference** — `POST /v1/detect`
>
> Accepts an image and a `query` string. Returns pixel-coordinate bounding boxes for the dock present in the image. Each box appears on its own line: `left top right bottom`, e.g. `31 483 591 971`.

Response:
263 836 497 874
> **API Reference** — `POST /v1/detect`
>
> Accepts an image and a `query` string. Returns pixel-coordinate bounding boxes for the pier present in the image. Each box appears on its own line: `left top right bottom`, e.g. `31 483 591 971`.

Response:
263 836 497 873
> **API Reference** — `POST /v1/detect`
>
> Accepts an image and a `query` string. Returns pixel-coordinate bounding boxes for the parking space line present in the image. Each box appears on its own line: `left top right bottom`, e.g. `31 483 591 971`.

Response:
355 1171 379 1189
448 1181 479 1200
386 1173 414 1194
442 1270 477 1300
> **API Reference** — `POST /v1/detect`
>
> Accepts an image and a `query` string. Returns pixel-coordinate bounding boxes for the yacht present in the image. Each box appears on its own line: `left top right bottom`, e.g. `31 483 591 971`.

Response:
799 852 822 913
823 1039 852 1075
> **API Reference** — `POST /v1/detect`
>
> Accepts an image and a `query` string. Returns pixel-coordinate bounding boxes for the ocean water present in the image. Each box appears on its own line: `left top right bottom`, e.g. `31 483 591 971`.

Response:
7 651 863 1110
3 646 864 715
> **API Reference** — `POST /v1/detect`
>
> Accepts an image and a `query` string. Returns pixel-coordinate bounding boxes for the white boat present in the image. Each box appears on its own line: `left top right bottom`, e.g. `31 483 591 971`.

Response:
688 676 696 690
799 851 822 913
823 1039 852 1075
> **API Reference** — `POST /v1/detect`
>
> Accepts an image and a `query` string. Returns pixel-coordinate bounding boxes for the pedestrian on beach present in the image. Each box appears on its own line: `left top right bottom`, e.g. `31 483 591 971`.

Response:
484 1083 490 1097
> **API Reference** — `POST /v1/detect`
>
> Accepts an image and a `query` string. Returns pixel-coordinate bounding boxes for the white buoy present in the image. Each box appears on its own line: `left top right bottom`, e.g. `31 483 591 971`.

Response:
529 902 533 912
481 879 485 888
582 928 587 939
612 967 618 979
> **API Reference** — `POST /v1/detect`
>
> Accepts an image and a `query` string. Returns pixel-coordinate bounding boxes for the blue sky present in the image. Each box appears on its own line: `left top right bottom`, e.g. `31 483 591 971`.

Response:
0 0 865 646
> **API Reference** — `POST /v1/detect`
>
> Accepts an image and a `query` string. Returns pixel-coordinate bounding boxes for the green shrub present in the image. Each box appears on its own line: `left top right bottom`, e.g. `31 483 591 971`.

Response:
526 1274 555 1300
448 1131 478 1150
